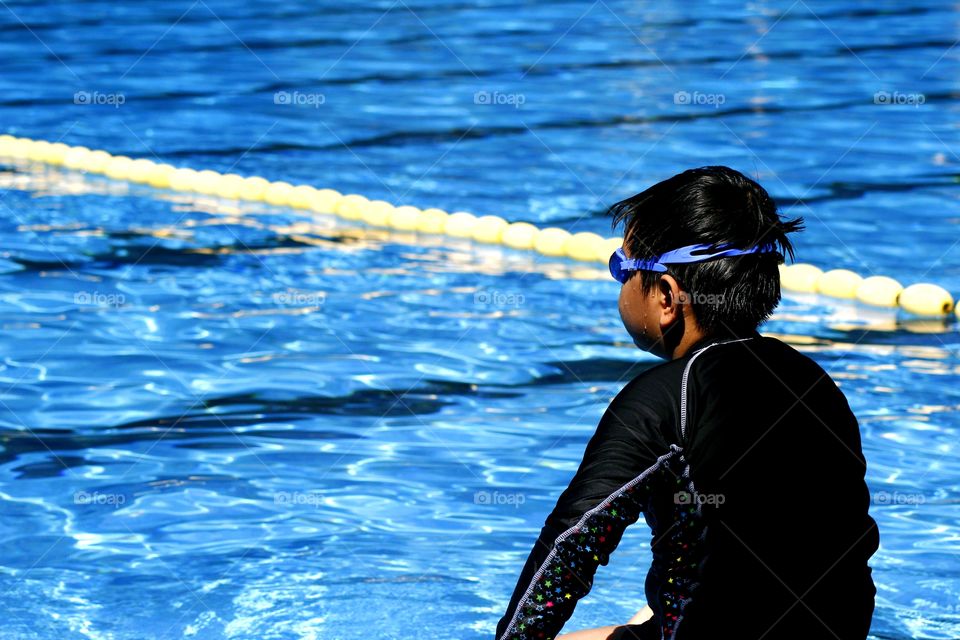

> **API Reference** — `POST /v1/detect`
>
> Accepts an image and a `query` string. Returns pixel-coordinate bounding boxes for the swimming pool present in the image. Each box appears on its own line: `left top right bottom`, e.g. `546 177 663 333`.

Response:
1 1 959 638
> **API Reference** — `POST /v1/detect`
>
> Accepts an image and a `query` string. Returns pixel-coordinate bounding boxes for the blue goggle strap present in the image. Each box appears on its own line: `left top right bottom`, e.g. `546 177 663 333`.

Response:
621 242 778 273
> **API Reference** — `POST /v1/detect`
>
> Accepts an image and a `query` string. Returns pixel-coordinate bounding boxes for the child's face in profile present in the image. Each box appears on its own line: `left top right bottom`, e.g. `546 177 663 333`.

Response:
617 242 686 359
617 242 662 356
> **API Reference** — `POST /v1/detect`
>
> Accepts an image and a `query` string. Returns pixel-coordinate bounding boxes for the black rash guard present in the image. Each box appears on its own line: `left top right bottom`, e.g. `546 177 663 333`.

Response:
495 332 879 640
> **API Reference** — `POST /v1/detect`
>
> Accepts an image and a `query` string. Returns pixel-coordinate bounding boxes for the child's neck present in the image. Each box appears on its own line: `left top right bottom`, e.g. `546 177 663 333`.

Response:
671 327 759 359
669 328 708 359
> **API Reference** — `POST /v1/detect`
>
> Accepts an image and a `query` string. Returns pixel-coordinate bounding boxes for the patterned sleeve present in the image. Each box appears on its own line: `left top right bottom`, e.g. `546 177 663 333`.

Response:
494 385 676 640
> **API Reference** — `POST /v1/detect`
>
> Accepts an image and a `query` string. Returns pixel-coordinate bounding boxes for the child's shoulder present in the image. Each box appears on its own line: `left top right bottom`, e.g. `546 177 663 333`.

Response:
610 333 839 416
693 333 845 397
612 354 689 410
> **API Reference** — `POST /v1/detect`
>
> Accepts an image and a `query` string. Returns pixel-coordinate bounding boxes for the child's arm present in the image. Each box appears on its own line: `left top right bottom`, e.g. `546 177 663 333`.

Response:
555 606 654 640
626 605 654 625
555 625 624 640
494 379 675 640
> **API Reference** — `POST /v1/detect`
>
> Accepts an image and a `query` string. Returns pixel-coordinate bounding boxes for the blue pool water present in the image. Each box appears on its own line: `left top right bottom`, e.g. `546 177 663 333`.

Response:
1 1 959 638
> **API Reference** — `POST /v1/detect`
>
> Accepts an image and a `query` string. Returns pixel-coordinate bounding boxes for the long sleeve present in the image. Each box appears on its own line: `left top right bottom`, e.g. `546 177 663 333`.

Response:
494 377 678 640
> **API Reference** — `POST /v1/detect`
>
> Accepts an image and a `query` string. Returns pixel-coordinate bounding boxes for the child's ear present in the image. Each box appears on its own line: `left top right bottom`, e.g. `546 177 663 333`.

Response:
657 274 687 348
657 274 683 316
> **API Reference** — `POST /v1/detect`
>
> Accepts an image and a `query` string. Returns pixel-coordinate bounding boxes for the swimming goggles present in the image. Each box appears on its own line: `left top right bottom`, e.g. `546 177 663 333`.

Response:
609 242 778 284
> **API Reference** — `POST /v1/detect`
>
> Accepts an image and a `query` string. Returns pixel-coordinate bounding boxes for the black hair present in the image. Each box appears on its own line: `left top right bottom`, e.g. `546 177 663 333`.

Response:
609 166 804 335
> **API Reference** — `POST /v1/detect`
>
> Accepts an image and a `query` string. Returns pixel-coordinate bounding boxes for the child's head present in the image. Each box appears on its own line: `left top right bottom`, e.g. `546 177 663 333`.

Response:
609 166 803 357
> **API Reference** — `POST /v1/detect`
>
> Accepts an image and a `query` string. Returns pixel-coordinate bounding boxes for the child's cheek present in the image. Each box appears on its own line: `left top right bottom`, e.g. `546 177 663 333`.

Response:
618 283 643 338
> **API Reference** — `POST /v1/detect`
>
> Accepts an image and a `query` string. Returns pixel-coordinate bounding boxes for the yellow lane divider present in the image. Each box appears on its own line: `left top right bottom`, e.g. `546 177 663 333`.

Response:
0 135 955 319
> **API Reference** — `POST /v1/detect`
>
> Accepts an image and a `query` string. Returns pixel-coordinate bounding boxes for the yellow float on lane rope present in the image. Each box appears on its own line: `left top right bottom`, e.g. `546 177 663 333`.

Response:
417 208 450 234
360 200 395 227
815 269 863 299
533 227 572 257
444 211 479 238
501 222 539 250
780 263 823 293
899 283 954 316
564 231 606 263
471 215 509 244
856 276 903 308
387 205 422 231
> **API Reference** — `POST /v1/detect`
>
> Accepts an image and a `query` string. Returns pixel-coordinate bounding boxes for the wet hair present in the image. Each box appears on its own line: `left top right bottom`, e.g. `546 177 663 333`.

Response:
610 166 803 335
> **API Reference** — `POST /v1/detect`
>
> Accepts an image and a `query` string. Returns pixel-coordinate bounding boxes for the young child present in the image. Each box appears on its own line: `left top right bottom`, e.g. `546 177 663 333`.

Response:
494 167 879 640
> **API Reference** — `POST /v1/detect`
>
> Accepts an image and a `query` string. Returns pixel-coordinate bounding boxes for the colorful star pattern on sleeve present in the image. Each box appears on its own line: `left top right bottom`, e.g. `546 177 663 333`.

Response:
500 448 702 640
656 456 708 637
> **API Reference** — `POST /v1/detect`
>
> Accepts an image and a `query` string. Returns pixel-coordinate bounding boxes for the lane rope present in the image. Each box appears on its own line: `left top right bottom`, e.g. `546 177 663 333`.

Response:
0 134 955 319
